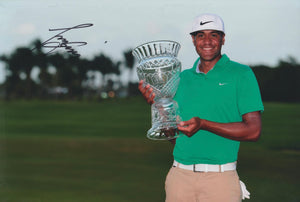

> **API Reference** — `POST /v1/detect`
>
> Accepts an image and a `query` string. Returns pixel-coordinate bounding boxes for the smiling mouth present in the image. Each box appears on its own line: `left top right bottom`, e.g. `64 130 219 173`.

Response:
202 47 214 51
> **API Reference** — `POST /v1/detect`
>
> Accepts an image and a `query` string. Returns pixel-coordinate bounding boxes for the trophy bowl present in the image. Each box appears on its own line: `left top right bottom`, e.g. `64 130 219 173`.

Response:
132 40 182 140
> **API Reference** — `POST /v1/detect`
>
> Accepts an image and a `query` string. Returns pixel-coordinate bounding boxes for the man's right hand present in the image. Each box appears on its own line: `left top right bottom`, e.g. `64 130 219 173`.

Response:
138 80 155 105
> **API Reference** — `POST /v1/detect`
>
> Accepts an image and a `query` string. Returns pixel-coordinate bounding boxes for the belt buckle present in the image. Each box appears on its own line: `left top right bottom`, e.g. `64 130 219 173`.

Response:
193 164 204 173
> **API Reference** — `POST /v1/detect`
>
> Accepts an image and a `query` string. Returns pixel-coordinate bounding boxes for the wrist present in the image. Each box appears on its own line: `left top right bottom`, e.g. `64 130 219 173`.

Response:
199 118 206 130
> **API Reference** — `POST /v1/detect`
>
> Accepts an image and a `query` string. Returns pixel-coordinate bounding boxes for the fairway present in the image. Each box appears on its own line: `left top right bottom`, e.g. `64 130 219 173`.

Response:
0 98 299 202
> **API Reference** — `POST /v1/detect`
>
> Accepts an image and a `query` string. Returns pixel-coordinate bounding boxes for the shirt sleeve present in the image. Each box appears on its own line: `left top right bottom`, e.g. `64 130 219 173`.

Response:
237 67 264 115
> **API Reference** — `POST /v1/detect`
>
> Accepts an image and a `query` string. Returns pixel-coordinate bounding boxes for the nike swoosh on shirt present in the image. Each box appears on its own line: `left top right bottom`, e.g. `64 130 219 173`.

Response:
219 82 228 86
200 21 213 25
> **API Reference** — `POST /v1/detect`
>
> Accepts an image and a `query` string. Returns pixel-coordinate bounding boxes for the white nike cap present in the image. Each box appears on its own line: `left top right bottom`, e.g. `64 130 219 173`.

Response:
190 13 225 35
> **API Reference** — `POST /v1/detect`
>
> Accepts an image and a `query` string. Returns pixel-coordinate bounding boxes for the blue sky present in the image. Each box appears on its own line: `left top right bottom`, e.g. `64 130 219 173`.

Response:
0 0 299 83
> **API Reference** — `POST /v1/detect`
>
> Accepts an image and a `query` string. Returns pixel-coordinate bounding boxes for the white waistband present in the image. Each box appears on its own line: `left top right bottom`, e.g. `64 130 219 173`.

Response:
173 160 237 172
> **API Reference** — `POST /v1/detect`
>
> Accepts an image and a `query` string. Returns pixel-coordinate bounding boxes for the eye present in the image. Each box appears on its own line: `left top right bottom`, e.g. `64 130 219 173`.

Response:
196 33 204 38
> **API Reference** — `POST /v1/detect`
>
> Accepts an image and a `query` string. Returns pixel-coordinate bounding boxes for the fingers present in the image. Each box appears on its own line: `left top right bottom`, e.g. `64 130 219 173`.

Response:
138 80 155 104
177 118 202 137
161 128 179 144
178 119 192 127
145 86 155 104
163 128 179 138
178 127 195 137
177 124 190 134
138 80 146 92
177 120 193 131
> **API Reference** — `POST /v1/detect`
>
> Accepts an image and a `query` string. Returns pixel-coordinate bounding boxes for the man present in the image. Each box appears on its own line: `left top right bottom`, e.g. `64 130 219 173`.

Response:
139 13 264 202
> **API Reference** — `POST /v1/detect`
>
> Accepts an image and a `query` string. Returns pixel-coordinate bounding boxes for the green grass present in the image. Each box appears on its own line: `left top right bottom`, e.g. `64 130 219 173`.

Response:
258 102 300 150
1 138 172 202
0 98 299 202
1 98 150 138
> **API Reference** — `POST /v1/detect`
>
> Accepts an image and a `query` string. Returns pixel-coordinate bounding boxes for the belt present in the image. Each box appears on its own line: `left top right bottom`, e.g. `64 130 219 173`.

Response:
173 160 237 172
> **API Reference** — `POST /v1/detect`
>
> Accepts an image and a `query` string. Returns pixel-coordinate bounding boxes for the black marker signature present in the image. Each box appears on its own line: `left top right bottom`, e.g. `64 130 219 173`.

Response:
40 23 93 57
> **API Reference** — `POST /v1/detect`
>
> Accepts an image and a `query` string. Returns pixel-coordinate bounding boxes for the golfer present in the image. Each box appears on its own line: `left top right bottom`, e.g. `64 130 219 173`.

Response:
139 13 264 202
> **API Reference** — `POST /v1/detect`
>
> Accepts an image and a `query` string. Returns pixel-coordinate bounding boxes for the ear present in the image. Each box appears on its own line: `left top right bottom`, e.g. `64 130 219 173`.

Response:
222 34 225 45
191 35 196 46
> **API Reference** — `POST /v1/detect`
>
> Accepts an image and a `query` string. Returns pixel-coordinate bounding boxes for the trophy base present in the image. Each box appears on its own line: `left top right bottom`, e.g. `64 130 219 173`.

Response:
147 121 181 140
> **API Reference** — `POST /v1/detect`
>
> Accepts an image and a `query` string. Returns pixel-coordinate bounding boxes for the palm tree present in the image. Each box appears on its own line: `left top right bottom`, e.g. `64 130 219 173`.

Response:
31 39 52 97
0 55 18 99
123 49 137 96
123 49 135 85
92 53 114 88
0 47 36 99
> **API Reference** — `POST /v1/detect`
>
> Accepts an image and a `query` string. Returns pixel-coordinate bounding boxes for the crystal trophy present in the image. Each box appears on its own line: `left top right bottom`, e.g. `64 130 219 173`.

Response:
132 40 182 140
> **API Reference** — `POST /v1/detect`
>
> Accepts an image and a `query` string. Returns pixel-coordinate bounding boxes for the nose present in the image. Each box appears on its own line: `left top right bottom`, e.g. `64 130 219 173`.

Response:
203 36 212 45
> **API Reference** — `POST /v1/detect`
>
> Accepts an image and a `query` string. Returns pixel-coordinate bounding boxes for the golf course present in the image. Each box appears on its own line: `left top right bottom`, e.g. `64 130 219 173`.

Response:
0 97 299 202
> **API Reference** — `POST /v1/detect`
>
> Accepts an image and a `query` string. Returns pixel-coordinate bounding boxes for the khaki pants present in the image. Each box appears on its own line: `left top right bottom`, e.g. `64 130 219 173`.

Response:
165 167 242 202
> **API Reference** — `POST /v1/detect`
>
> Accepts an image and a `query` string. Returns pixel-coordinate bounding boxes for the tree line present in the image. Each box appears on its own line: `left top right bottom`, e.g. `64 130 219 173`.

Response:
251 57 300 102
0 39 299 102
0 39 136 100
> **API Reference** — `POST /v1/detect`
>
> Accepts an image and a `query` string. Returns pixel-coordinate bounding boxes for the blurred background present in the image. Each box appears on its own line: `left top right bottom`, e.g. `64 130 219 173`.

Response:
0 0 299 201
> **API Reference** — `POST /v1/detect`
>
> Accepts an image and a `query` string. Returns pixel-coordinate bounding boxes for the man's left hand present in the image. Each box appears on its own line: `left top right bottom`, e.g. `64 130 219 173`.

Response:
177 117 204 137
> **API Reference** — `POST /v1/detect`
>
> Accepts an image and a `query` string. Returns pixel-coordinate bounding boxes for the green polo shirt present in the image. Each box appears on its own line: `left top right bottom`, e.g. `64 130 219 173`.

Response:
173 54 264 165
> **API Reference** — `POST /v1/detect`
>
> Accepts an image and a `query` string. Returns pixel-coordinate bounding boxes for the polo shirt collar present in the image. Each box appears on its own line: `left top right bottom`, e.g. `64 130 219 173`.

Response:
194 54 229 74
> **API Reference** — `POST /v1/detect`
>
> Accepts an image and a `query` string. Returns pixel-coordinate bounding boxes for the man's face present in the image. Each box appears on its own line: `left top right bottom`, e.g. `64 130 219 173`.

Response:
192 30 225 62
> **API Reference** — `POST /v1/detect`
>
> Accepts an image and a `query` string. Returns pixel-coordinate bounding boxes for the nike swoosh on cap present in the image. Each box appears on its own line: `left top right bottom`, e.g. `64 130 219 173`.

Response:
200 21 213 25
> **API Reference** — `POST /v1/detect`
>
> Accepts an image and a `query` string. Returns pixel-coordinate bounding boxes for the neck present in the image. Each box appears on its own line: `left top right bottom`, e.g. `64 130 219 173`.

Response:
198 55 222 74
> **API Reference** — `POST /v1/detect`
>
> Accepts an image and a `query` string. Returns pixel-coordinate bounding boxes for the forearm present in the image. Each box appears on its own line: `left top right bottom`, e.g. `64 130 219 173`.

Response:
201 119 261 141
178 111 262 142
